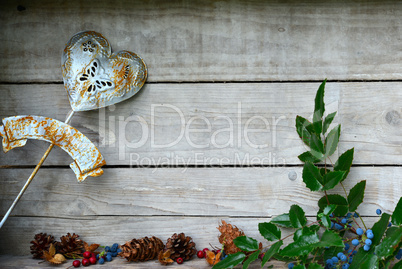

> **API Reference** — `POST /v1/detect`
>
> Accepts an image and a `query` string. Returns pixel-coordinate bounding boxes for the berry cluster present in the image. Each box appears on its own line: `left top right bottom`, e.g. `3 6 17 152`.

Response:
196 247 228 264
70 243 121 267
325 244 357 269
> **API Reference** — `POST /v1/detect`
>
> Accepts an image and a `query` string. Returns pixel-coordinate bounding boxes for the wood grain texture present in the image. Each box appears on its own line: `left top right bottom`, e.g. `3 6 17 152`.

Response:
0 167 400 218
0 0 401 82
0 82 400 166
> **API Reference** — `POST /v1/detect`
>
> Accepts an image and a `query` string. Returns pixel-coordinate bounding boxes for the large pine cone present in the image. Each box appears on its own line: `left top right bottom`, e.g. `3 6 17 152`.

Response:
30 233 55 259
218 220 245 254
119 236 164 262
55 233 85 258
165 233 196 261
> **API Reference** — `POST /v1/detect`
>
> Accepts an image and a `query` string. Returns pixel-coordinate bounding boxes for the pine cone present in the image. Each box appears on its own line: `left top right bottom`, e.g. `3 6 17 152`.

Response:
55 233 85 258
30 233 55 259
165 233 196 261
218 220 245 254
119 236 164 262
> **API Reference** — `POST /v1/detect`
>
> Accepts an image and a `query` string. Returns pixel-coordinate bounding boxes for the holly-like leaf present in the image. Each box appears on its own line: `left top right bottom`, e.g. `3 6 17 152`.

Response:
298 151 322 163
294 264 307 269
375 226 402 259
320 215 331 228
372 213 391 246
309 263 324 269
309 133 325 160
271 213 293 228
322 111 337 135
259 222 281 241
318 194 348 216
324 125 341 157
392 197 402 226
334 148 354 181
315 229 344 248
322 171 345 191
296 116 314 146
242 250 260 269
280 231 320 257
347 180 366 212
261 240 283 267
289 204 307 228
323 204 337 215
212 252 246 269
312 80 326 134
233 236 259 252
302 162 324 191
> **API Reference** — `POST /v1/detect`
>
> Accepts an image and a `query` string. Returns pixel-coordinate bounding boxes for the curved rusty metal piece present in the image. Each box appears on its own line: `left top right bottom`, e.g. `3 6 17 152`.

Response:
0 115 106 182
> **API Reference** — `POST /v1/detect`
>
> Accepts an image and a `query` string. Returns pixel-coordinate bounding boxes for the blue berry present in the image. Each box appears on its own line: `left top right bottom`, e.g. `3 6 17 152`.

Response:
365 239 372 246
99 258 105 264
337 252 344 258
363 244 370 251
366 231 374 239
340 254 347 262
326 259 334 265
388 222 392 227
335 223 343 230
352 239 360 246
342 264 350 269
96 254 99 259
332 256 339 263
376 209 382 215
117 248 122 253
356 228 364 235
353 250 357 255
341 218 348 224
349 257 353 263
346 213 352 218
105 246 111 252
106 255 113 262
354 212 359 218
288 263 294 269
331 222 334 228
344 243 350 251
111 251 118 257
396 249 402 259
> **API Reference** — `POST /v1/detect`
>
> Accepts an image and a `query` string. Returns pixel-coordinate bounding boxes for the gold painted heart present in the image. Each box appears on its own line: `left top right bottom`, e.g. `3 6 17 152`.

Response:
61 31 147 111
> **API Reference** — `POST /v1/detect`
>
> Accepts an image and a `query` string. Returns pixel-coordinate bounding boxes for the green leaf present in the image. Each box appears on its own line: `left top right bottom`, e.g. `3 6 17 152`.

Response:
302 162 323 191
308 263 324 269
309 133 325 159
315 229 344 248
375 226 402 259
298 151 322 163
394 259 402 269
280 231 320 257
371 213 391 246
233 236 259 252
320 215 331 228
347 180 366 212
261 240 283 267
296 116 314 146
324 124 341 157
392 197 402 226
334 148 354 181
293 226 319 242
271 213 293 228
314 79 326 118
318 194 348 216
322 111 337 134
322 171 345 191
294 264 306 269
259 222 281 241
289 204 307 228
212 252 246 269
242 250 260 269
323 204 337 215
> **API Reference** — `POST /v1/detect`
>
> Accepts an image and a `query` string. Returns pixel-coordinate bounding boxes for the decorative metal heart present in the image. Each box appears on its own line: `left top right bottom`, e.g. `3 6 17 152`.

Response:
61 31 147 111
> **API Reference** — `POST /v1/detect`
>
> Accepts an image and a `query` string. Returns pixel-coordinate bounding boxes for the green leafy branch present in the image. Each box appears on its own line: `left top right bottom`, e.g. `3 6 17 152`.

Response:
212 80 402 269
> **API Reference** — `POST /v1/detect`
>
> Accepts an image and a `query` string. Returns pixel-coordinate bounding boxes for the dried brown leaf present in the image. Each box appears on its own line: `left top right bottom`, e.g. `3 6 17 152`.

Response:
158 250 174 265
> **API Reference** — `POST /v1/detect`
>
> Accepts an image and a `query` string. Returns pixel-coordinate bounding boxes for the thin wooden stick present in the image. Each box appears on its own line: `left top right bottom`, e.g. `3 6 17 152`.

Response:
0 110 75 229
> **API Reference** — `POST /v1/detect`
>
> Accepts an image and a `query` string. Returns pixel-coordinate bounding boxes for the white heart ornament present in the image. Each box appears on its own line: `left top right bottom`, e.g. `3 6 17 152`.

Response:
61 31 147 111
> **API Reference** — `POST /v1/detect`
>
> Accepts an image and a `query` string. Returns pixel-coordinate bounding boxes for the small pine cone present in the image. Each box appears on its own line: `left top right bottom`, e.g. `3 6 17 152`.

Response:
119 236 164 262
165 233 196 261
30 233 55 259
55 233 85 258
218 220 245 254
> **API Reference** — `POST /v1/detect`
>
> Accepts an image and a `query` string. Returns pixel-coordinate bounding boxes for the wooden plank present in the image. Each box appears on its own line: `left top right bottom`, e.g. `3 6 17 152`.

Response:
0 0 401 82
0 167 400 217
0 82 401 165
0 216 383 257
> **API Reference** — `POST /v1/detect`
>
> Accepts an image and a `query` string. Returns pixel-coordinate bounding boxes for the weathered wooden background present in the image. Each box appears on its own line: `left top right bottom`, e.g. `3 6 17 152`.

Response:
0 0 401 268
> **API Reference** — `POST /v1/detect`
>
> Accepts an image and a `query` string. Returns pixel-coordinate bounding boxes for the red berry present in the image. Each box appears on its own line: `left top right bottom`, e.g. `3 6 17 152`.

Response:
202 248 209 255
91 252 96 258
83 251 92 259
89 256 97 264
197 250 205 258
176 257 184 264
82 258 90 267
72 260 81 267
